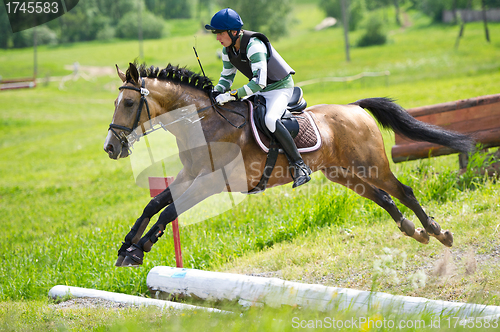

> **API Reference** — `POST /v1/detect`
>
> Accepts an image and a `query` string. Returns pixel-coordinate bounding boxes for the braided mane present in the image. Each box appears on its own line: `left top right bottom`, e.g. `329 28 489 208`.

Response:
126 63 213 93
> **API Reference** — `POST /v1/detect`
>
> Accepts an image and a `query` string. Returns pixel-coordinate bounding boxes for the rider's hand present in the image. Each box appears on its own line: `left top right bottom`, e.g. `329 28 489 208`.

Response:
215 91 237 105
211 89 223 98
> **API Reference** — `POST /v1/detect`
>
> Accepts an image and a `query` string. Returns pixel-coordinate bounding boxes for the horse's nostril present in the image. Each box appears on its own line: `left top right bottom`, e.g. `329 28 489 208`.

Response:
106 144 114 153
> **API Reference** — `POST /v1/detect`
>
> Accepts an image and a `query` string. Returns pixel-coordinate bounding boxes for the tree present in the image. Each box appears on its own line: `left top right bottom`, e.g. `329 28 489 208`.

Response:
116 10 165 39
365 0 405 26
145 0 192 19
94 0 137 25
218 0 292 39
482 0 500 6
319 0 366 31
0 0 169 48
0 5 12 48
419 0 474 22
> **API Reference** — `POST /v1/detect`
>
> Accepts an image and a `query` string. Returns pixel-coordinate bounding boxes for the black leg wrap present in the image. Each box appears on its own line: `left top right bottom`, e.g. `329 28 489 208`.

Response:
122 244 144 266
117 241 132 256
122 223 166 266
138 224 165 253
126 204 178 266
143 188 174 216
124 217 150 245
117 216 151 261
118 188 174 267
118 188 173 258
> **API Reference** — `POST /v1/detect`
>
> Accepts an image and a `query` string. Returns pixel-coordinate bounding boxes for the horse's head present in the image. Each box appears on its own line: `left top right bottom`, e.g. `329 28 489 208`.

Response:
104 63 157 159
104 62 218 159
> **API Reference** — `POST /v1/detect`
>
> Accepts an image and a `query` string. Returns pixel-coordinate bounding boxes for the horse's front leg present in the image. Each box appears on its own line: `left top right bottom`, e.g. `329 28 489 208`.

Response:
115 187 175 266
121 171 225 267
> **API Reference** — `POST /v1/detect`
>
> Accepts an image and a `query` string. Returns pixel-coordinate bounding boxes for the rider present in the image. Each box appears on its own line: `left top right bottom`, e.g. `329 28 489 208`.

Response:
205 8 312 188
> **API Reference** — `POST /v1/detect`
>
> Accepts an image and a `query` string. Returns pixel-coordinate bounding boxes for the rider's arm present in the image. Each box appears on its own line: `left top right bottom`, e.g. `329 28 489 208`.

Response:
235 37 268 98
214 48 237 93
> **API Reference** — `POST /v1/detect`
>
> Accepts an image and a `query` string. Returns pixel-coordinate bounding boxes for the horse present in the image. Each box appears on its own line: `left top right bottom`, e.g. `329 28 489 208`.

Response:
104 63 474 267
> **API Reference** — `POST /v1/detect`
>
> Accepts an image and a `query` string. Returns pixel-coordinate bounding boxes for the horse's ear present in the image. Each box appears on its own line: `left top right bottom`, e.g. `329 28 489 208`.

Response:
128 62 140 84
116 64 126 82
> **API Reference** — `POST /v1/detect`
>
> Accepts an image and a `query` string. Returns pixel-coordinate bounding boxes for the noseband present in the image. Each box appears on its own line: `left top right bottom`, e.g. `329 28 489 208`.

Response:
108 79 152 154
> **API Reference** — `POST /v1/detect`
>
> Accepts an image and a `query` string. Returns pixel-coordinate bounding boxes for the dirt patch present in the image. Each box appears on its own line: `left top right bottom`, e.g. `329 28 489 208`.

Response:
246 271 283 279
50 297 138 310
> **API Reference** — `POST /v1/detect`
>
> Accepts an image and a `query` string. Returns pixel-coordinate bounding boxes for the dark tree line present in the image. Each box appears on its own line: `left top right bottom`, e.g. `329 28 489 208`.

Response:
0 0 198 48
2 0 498 49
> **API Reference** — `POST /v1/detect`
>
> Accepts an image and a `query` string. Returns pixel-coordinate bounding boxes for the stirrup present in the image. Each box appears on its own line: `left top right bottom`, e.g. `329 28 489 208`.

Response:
291 160 312 188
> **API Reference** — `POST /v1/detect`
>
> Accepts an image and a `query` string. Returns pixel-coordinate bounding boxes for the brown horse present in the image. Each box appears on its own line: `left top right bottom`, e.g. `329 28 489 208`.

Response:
104 63 474 267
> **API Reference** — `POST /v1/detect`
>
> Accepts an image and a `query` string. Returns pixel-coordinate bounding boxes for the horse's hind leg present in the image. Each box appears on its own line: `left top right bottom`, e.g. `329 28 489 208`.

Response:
388 180 452 246
322 167 429 243
115 187 173 266
360 165 453 247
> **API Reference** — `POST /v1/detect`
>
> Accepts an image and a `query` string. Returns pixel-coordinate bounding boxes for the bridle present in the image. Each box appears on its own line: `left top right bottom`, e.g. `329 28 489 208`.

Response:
108 77 248 155
108 79 152 154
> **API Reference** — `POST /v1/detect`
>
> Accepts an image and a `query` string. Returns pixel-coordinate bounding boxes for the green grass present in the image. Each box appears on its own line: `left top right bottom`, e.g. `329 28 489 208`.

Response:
1 4 500 331
3 300 498 332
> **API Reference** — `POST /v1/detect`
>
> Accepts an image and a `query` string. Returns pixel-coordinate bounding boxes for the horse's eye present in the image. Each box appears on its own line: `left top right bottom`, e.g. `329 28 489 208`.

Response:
124 99 135 107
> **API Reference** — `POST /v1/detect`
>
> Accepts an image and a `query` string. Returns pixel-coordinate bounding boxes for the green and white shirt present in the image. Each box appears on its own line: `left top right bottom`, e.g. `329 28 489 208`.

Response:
214 37 294 98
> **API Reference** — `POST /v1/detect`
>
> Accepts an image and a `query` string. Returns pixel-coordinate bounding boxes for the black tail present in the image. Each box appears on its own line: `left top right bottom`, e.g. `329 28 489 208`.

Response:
351 97 475 153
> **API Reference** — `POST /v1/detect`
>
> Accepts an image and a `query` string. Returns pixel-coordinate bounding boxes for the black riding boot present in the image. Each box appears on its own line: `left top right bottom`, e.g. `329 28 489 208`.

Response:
273 120 312 188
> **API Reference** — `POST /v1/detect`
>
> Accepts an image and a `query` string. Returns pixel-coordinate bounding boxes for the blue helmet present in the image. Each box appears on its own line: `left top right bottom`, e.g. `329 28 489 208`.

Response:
205 8 243 32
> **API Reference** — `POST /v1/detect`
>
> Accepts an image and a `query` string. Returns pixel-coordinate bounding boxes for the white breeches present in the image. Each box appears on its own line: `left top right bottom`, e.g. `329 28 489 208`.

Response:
255 87 294 133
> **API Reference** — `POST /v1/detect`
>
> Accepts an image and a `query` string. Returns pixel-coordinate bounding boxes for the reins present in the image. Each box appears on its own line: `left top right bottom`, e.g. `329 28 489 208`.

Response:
208 89 247 129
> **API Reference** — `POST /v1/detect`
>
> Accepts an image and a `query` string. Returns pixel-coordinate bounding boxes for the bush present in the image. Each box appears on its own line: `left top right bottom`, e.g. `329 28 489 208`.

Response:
33 25 59 45
357 14 387 47
12 25 58 48
116 11 165 39
96 27 116 41
419 0 449 22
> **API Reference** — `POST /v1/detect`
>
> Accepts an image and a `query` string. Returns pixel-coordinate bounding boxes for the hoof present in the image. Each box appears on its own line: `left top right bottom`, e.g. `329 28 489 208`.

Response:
412 228 430 244
115 254 125 267
399 218 415 237
426 217 442 235
122 244 144 267
121 257 142 267
432 230 453 247
116 241 131 267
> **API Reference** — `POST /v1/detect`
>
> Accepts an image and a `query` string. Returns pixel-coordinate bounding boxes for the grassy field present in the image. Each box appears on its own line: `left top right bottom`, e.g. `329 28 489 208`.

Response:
1 3 500 331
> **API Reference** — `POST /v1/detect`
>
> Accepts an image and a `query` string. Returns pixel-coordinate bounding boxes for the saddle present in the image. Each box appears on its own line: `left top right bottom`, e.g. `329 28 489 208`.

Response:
246 87 322 194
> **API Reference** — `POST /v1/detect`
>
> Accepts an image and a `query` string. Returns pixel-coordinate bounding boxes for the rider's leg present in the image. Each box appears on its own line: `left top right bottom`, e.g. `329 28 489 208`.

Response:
262 88 293 133
274 120 312 187
261 88 312 188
